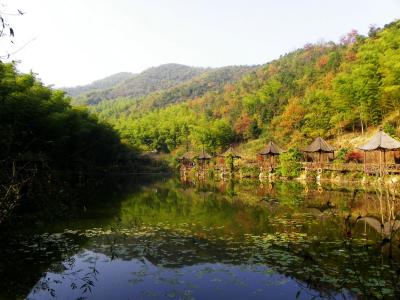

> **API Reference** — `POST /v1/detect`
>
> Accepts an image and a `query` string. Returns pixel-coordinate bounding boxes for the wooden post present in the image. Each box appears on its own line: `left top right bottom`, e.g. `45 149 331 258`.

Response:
363 151 366 174
379 149 382 177
319 151 322 168
383 150 386 176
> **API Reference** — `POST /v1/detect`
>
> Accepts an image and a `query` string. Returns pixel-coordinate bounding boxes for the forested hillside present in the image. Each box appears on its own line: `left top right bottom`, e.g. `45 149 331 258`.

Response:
71 63 208 106
68 20 400 157
0 62 143 223
63 72 134 97
89 65 256 121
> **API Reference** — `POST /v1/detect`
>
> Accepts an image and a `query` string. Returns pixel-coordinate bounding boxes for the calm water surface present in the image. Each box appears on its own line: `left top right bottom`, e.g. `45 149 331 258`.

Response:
1 178 399 300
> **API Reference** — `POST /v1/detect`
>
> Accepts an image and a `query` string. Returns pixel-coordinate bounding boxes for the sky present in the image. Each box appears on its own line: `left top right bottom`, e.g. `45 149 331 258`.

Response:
1 0 399 87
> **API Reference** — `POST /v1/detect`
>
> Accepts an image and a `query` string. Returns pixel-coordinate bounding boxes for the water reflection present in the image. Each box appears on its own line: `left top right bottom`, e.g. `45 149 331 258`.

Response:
0 178 399 299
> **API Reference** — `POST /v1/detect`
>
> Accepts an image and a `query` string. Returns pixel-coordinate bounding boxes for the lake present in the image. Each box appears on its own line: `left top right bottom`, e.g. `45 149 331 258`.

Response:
1 177 399 300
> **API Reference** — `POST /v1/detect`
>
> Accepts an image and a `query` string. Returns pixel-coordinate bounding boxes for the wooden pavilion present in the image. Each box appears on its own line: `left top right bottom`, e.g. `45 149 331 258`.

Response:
219 146 241 173
303 137 335 164
258 141 283 170
177 152 194 167
193 148 212 179
177 152 195 180
196 148 212 162
357 129 400 176
222 146 241 159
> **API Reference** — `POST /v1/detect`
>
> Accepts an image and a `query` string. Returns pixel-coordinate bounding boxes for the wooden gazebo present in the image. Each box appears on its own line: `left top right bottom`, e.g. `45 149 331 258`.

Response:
303 137 335 164
177 152 194 165
357 129 400 176
220 146 241 173
259 141 283 169
222 146 241 159
193 148 212 179
195 148 212 166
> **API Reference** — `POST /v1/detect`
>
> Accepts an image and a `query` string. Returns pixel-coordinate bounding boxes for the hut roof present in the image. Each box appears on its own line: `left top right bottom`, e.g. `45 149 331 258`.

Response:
177 152 194 161
221 146 241 158
259 141 283 156
303 137 335 153
196 149 212 160
357 130 400 151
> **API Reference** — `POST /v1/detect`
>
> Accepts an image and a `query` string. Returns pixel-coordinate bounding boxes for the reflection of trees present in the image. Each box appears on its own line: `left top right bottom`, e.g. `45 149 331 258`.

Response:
0 175 155 300
0 232 88 300
30 255 100 299
353 187 400 259
89 230 254 268
2 178 400 299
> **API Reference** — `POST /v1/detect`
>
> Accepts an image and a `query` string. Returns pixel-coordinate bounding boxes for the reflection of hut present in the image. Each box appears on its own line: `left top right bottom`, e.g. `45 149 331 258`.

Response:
259 141 283 169
303 137 335 164
357 129 400 176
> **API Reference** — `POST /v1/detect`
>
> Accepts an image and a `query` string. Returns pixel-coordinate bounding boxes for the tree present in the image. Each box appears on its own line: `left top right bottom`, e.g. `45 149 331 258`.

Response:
0 2 24 58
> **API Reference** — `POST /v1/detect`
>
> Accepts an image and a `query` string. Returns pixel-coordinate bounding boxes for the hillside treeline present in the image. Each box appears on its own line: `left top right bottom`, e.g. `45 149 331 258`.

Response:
0 62 141 223
100 21 400 154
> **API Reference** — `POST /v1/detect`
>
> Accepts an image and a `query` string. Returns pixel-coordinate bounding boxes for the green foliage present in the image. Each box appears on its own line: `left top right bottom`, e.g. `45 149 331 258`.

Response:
0 62 135 171
383 123 397 138
249 119 262 138
116 104 235 153
335 147 350 163
0 62 140 222
277 148 303 178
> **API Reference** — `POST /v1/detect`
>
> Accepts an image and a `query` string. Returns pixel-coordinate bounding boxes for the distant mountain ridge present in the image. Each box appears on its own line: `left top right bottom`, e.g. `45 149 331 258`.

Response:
88 64 257 120
67 63 209 105
64 63 257 117
63 72 134 97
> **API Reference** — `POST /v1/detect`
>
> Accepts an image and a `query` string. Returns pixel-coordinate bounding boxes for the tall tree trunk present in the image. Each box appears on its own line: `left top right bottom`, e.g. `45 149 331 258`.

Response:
360 119 364 136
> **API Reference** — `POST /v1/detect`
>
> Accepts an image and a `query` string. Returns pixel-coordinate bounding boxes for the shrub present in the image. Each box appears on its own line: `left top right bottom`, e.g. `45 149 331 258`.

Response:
345 151 363 163
335 147 349 163
383 123 398 138
277 148 303 178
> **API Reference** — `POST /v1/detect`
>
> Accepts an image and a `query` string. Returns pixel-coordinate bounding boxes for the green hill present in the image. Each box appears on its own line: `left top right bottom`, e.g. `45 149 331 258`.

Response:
63 72 134 97
69 63 208 106
68 20 400 156
89 65 257 120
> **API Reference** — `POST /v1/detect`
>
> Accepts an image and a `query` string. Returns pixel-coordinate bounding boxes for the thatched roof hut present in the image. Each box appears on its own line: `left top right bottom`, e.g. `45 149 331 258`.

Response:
221 146 241 159
303 137 335 153
357 130 400 151
302 137 335 163
196 149 212 161
177 152 193 161
177 152 194 165
259 141 284 156
357 129 400 176
259 141 283 169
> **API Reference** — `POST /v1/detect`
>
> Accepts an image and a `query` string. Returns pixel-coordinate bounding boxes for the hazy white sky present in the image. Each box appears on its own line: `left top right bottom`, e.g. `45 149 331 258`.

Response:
2 0 399 87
